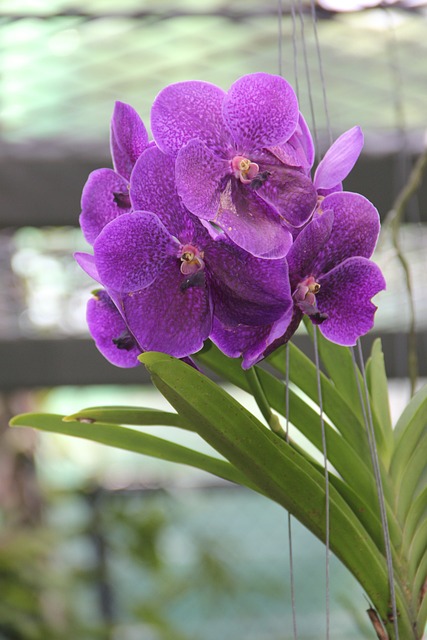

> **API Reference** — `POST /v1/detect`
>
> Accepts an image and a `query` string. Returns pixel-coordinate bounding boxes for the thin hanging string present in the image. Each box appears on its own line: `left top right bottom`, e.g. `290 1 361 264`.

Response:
280 5 298 635
296 0 320 155
285 343 298 639
309 0 333 147
290 0 300 98
313 326 330 640
295 2 330 636
351 342 399 639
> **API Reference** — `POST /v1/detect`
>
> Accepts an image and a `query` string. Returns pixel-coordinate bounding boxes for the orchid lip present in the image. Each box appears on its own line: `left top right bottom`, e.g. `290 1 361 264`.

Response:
293 275 326 322
231 155 260 184
178 243 205 275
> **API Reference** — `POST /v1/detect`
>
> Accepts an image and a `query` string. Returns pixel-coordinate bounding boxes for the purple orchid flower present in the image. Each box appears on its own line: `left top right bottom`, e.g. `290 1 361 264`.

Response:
150 72 317 258
272 190 386 350
79 101 150 245
76 145 293 360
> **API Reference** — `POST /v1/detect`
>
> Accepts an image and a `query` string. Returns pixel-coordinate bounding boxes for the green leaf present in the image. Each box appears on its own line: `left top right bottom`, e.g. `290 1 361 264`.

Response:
304 320 365 423
402 487 427 553
397 433 427 528
197 343 400 551
267 342 369 458
407 511 427 586
391 384 427 489
64 406 192 429
415 550 427 633
140 351 412 636
366 338 393 461
10 412 259 492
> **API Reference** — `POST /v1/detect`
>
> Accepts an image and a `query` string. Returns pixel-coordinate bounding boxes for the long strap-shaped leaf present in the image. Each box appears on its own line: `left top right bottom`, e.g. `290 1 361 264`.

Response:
391 385 427 510
267 343 370 458
64 406 192 429
10 412 261 493
140 351 413 638
196 343 401 554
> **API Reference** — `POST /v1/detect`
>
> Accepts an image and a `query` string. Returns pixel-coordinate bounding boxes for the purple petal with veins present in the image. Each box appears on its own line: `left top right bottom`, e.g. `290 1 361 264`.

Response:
110 101 149 181
151 80 229 157
286 209 334 288
87 289 142 367
222 72 299 151
295 112 315 169
313 191 380 274
267 113 314 171
211 309 292 369
254 161 317 228
205 236 291 326
74 251 100 282
317 257 386 345
121 257 212 358
175 139 229 220
314 126 363 191
80 169 131 245
131 145 195 241
94 211 178 293
216 180 293 258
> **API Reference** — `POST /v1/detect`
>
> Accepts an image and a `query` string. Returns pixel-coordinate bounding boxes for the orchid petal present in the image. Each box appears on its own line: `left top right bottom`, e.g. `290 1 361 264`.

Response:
316 257 386 345
87 290 142 367
110 101 149 181
80 169 131 245
254 162 317 227
215 181 293 259
223 72 299 151
286 210 334 288
211 311 292 370
130 146 195 240
206 237 292 326
121 258 212 358
94 212 178 293
74 251 100 282
314 126 364 191
151 80 229 157
175 139 229 220
313 191 380 274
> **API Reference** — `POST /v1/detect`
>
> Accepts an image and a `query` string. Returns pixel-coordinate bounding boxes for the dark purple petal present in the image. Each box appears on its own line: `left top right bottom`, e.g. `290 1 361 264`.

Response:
87 290 142 367
110 101 149 181
80 169 131 245
286 210 334 288
266 113 314 171
254 162 317 227
94 212 178 293
74 251 100 282
215 180 293 258
130 146 195 241
175 139 229 221
222 73 299 151
314 126 363 191
211 311 292 370
121 257 212 358
205 237 292 326
151 80 229 157
313 191 380 275
316 257 386 345
294 112 315 169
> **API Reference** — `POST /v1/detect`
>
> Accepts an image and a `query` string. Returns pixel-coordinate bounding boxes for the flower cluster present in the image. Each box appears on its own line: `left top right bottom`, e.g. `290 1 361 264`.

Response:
76 73 385 369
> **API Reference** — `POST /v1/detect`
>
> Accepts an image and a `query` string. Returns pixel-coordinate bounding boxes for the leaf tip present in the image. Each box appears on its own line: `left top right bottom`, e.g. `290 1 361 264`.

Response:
138 351 177 369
